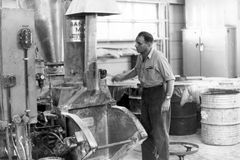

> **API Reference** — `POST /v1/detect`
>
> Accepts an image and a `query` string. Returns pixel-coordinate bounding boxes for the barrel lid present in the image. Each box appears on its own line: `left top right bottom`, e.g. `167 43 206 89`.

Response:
203 89 240 95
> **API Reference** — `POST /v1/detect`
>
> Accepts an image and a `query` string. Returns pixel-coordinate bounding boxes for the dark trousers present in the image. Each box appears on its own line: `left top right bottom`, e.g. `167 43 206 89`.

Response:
141 85 171 160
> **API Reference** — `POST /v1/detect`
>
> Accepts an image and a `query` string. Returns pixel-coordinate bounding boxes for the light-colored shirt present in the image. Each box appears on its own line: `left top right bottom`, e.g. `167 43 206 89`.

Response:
134 48 175 88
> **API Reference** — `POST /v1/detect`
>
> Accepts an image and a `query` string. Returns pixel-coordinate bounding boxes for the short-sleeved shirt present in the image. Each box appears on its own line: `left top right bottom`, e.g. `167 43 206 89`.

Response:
134 48 175 88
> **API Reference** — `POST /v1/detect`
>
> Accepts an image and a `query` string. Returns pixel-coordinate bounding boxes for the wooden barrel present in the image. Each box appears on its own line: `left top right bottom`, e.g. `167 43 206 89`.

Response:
201 89 240 145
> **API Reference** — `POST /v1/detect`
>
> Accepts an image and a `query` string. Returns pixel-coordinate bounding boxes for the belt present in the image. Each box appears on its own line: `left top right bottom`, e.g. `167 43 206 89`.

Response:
142 84 163 90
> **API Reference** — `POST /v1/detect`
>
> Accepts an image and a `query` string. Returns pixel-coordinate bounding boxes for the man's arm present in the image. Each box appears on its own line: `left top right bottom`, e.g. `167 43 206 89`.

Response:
112 68 137 82
165 79 174 98
161 79 175 112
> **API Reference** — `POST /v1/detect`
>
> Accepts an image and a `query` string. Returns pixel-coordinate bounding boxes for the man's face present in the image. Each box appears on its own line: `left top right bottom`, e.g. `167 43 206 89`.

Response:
135 36 151 54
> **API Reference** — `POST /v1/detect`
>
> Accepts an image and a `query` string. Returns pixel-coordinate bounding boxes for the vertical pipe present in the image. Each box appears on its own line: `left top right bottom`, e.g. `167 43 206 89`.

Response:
0 7 7 160
84 14 99 90
24 49 29 113
23 49 32 160
6 88 13 160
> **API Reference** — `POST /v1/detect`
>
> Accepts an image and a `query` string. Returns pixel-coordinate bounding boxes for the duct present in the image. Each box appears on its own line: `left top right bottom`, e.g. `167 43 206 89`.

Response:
18 0 63 63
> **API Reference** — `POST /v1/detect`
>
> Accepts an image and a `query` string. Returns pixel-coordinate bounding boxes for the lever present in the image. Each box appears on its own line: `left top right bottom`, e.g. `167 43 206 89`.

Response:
18 27 33 160
3 75 16 160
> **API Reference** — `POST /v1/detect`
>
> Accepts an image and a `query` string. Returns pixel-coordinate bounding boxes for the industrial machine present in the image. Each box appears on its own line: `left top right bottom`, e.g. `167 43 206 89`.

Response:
0 0 147 160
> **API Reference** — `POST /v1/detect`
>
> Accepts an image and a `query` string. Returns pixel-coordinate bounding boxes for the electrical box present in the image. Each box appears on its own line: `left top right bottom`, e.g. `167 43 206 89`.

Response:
0 8 37 121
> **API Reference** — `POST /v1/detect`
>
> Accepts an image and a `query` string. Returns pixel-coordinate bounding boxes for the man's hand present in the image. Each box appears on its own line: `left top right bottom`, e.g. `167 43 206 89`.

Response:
111 74 122 82
161 99 171 112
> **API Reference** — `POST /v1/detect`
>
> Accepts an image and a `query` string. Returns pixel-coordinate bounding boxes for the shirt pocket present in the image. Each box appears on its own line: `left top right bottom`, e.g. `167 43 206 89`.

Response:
144 65 156 81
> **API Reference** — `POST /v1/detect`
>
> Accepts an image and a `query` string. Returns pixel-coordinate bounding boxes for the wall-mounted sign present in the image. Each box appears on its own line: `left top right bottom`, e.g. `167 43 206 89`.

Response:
66 19 85 42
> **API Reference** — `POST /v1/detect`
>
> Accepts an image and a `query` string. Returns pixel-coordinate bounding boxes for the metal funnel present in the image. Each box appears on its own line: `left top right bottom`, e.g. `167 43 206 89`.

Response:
65 0 120 16
18 0 63 62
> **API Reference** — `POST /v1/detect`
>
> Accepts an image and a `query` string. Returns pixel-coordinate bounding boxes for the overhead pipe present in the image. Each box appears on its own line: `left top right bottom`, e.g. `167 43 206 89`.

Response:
18 0 64 63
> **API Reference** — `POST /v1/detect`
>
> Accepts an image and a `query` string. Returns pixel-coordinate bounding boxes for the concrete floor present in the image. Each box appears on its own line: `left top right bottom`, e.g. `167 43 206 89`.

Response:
122 129 240 160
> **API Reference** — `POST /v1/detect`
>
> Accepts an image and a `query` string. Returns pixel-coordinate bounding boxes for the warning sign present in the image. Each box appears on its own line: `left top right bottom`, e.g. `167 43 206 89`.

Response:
67 19 85 42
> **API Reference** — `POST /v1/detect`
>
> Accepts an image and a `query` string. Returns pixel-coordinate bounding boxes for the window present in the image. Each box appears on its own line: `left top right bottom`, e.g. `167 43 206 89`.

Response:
97 0 169 56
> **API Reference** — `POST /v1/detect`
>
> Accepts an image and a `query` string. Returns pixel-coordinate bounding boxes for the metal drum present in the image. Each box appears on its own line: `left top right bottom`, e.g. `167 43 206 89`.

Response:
170 84 198 135
201 89 240 145
170 95 198 135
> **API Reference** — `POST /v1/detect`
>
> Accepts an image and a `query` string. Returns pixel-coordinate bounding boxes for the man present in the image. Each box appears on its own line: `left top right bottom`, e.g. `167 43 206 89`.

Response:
112 31 175 160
